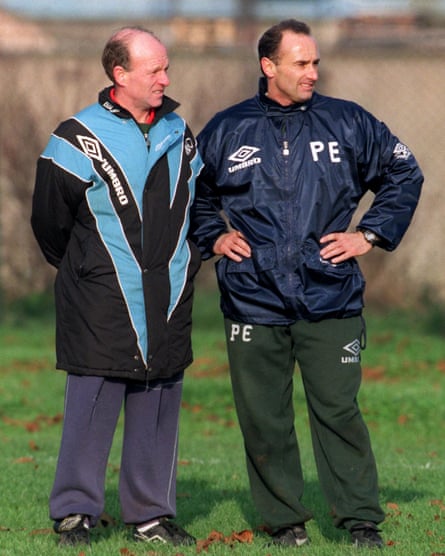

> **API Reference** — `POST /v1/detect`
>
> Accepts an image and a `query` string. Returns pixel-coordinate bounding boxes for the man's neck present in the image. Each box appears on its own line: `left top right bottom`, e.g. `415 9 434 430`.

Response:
110 88 155 124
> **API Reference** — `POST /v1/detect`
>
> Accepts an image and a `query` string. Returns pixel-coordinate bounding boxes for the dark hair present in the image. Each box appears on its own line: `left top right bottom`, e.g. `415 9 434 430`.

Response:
101 26 156 82
258 19 311 64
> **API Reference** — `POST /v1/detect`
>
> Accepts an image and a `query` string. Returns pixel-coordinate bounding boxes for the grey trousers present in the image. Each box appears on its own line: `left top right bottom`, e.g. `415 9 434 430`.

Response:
49 373 184 525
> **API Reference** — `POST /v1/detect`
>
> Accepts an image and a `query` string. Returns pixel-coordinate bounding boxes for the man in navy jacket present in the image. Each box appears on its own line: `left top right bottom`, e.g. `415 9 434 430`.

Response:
191 19 423 548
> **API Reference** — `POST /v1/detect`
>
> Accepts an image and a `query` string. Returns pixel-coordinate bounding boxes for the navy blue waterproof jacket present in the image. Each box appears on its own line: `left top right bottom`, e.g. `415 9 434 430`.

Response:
190 79 423 324
32 87 203 381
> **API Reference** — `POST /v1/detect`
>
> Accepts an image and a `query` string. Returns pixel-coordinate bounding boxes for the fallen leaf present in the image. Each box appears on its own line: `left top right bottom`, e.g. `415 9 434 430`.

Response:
228 529 254 544
362 366 386 381
397 414 409 425
29 528 53 535
430 499 445 511
197 529 254 552
2 413 63 432
14 457 34 464
436 360 445 373
197 530 226 552
29 440 39 451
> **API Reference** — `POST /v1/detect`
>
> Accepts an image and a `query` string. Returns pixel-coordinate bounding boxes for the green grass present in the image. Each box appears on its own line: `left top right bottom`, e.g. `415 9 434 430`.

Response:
0 288 444 555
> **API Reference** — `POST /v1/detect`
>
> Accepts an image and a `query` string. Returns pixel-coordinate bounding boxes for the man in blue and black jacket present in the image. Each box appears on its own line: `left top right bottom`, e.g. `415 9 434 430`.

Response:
31 26 202 548
190 19 423 549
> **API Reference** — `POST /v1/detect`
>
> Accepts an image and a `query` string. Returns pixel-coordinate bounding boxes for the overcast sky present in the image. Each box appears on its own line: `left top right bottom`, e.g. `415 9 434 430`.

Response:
0 0 427 20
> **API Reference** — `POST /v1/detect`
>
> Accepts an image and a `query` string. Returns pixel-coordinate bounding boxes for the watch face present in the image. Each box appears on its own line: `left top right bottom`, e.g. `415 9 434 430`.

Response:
364 231 377 245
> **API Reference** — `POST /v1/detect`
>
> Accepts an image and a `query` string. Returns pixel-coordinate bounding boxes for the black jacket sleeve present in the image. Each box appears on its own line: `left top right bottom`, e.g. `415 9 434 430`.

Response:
31 157 79 268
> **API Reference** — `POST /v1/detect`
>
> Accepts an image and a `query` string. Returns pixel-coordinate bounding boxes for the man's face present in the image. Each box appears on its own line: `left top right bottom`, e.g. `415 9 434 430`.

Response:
116 33 170 116
262 31 320 106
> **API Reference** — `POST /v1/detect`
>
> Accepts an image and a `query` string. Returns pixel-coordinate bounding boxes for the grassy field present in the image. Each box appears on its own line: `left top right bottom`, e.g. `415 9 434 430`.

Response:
0 288 444 555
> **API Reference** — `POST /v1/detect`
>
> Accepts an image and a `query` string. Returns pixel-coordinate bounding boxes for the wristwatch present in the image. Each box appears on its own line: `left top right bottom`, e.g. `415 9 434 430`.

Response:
360 229 380 247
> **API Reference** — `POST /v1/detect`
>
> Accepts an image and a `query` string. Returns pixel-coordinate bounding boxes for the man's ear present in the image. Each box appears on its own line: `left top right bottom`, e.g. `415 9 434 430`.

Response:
260 57 275 79
113 65 126 87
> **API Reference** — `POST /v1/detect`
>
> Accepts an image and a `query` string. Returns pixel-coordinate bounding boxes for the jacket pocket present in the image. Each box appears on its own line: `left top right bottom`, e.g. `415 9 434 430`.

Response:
224 245 276 274
301 242 365 317
303 239 361 272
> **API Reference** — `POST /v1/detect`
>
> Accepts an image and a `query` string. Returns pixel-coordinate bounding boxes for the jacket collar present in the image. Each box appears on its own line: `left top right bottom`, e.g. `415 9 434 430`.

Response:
257 77 313 114
98 86 180 125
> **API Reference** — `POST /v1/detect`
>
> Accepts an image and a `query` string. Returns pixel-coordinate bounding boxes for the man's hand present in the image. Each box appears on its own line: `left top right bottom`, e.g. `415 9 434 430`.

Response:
213 230 251 262
320 231 373 264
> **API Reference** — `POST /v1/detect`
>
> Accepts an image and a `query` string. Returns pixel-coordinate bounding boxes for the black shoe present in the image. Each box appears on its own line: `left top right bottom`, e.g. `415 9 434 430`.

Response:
350 522 384 549
134 517 196 546
54 514 90 546
270 524 309 547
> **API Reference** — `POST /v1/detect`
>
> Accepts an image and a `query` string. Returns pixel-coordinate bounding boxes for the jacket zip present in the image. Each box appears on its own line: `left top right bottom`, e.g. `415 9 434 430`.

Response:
281 117 295 298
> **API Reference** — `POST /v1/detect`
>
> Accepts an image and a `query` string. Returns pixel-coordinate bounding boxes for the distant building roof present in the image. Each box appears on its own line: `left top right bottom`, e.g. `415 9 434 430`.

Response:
0 10 55 53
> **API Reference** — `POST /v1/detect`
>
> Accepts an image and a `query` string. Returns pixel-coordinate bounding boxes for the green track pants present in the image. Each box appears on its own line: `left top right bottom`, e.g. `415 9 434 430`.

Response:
224 316 385 532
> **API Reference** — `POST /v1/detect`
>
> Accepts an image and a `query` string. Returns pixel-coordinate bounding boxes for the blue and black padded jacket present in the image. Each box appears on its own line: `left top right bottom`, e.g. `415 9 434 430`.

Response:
31 87 203 381
190 79 423 325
